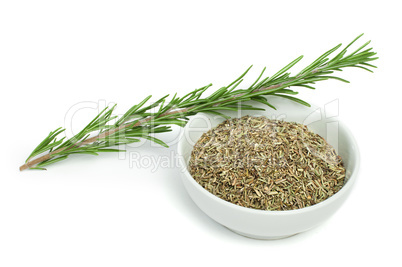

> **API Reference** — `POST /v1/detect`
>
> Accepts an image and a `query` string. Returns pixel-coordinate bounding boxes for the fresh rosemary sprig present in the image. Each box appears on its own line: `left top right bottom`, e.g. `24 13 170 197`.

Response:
19 34 378 171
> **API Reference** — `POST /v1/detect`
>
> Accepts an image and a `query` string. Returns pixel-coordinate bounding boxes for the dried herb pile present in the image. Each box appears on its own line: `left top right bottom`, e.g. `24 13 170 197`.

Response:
189 116 346 211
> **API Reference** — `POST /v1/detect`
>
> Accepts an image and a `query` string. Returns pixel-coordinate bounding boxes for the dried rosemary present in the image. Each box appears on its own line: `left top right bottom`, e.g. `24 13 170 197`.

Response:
189 116 346 211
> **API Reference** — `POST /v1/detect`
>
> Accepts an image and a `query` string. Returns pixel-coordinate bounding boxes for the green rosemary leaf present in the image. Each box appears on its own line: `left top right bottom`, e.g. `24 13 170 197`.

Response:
28 139 65 159
98 138 141 144
273 94 311 107
225 104 266 111
208 87 228 101
26 127 65 161
252 76 271 90
50 137 66 152
267 55 304 83
202 106 241 112
135 94 170 114
157 98 166 113
298 44 341 75
178 99 210 108
248 67 266 90
177 87 202 104
360 62 377 68
350 65 375 72
36 155 68 168
275 89 299 95
226 79 244 93
159 93 181 114
59 107 108 149
327 34 364 64
124 119 141 129
318 76 350 83
67 151 99 156
202 110 232 120
293 84 316 90
143 135 169 148
115 95 152 126
225 65 252 90
96 148 124 153
149 126 173 133
150 120 187 127
193 84 213 100
250 96 277 110
348 40 372 57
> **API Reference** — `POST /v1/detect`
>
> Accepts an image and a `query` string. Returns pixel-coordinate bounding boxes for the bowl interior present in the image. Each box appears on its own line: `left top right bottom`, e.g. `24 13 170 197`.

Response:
179 96 359 192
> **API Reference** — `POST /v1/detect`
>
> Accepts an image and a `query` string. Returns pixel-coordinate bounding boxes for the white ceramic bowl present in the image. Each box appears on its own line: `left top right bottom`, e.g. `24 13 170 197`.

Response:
177 96 360 239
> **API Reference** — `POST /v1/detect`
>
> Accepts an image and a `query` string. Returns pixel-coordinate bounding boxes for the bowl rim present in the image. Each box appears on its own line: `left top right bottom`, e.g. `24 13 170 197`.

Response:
177 112 360 216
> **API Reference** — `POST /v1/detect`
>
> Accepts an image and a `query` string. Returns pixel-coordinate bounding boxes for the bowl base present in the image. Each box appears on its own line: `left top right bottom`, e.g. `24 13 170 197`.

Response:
228 228 298 240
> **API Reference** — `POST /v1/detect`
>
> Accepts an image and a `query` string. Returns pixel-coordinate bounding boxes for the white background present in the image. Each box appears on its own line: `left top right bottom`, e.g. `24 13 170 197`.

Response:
1 0 401 266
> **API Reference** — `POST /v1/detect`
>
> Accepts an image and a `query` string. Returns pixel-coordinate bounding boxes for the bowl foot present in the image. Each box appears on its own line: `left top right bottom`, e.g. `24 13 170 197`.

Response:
228 228 298 240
